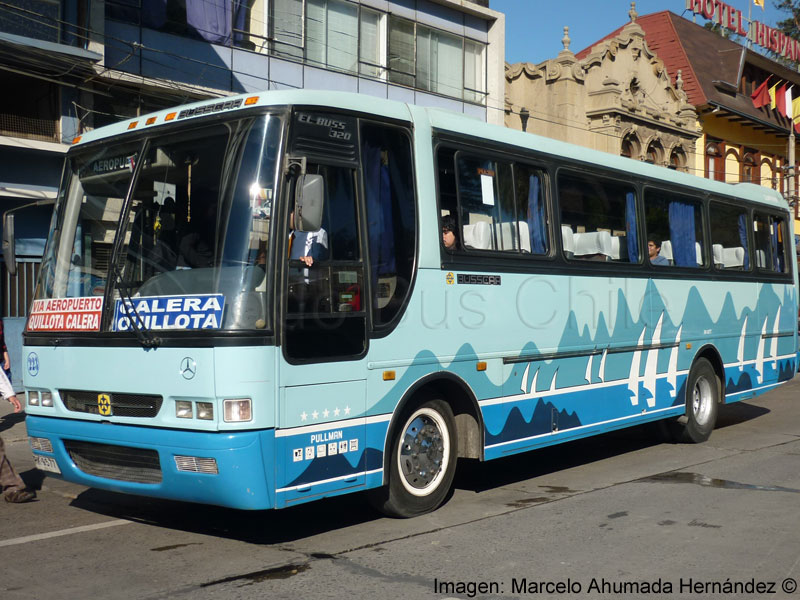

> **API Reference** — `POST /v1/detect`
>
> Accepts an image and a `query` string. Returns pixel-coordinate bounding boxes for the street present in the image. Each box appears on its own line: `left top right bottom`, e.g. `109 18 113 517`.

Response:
2 378 800 600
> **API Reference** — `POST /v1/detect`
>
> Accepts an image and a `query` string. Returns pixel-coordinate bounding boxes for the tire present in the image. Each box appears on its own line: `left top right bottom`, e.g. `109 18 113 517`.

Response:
673 357 720 443
369 398 458 518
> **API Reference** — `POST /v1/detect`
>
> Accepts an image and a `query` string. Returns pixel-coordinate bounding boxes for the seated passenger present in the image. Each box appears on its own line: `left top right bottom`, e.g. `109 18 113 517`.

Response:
648 238 669 266
442 215 458 251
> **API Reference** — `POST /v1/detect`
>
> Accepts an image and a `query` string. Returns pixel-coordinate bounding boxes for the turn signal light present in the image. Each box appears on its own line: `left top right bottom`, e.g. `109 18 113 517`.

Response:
223 398 252 422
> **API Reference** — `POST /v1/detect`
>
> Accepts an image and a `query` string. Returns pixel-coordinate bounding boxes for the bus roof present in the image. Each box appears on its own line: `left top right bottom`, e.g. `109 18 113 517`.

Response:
72 89 788 212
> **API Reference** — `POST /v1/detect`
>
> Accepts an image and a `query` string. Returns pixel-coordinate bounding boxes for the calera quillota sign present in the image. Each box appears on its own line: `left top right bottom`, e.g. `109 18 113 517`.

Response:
686 0 800 61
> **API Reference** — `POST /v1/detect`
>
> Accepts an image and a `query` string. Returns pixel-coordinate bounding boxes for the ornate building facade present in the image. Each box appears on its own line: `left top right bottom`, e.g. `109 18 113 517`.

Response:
505 7 698 172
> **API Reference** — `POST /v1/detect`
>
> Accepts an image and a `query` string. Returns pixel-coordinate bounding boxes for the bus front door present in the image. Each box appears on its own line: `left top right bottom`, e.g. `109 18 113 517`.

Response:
275 161 368 508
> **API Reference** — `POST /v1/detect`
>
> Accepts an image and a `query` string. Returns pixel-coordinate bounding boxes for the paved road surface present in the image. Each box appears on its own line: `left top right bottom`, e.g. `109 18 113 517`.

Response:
2 378 800 599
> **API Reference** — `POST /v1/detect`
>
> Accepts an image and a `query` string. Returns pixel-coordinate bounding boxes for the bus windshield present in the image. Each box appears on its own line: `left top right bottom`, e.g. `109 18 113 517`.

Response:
32 113 284 334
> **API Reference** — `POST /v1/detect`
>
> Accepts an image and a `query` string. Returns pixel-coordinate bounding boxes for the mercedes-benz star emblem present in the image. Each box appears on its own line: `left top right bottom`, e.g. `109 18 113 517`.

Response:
180 357 197 380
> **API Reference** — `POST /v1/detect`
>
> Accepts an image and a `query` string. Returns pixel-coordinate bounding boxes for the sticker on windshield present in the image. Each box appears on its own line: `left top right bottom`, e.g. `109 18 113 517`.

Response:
28 297 104 332
113 294 225 332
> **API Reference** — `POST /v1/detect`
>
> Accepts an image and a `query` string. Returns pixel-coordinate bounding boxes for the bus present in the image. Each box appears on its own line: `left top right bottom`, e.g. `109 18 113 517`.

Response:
13 90 797 518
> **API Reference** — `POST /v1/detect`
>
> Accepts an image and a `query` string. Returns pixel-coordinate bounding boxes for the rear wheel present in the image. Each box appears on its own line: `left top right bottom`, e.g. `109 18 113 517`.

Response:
369 398 457 518
673 357 720 443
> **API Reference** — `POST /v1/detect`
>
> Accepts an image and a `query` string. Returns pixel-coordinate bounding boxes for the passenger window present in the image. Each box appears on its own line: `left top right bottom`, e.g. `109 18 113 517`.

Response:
709 201 750 270
754 213 790 273
449 152 549 254
558 172 638 263
644 189 705 268
456 154 515 252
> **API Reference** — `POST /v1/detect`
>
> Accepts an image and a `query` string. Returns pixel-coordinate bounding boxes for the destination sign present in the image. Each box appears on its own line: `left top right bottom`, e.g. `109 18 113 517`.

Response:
28 296 104 332
113 294 225 331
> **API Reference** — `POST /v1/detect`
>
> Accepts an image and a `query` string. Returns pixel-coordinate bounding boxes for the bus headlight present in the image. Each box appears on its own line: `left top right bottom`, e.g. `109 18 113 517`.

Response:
27 391 40 406
41 392 54 407
196 402 214 420
223 398 251 422
176 401 193 419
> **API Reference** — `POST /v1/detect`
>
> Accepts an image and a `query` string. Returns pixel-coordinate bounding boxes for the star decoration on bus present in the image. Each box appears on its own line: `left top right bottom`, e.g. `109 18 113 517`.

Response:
299 406 352 422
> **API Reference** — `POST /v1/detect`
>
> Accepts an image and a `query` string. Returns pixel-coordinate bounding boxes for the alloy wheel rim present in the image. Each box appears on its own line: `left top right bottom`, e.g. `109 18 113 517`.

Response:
692 375 713 425
397 408 450 497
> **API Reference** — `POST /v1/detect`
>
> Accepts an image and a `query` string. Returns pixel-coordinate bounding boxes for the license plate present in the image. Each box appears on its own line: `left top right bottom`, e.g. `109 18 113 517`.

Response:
33 454 61 474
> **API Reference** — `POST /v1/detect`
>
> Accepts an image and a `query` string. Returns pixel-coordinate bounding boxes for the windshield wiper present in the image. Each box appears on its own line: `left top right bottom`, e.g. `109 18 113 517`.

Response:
112 264 161 348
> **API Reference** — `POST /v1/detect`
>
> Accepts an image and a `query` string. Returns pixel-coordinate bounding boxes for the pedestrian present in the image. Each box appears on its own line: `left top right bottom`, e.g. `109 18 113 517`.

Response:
0 317 11 383
1 389 35 503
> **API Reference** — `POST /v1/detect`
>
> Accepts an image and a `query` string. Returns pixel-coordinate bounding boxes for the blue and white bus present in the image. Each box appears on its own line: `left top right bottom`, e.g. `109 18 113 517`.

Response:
15 90 797 517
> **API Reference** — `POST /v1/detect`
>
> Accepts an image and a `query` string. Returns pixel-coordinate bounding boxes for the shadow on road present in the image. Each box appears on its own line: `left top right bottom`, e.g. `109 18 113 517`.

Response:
68 487 382 544
715 401 769 429
0 411 25 434
62 402 769 543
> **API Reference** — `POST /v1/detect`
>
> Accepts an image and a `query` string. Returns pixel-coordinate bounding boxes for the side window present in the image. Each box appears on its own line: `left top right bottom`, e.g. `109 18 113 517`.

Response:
754 213 790 273
456 153 515 252
558 172 639 263
361 123 416 329
448 152 549 254
709 201 750 270
644 189 705 268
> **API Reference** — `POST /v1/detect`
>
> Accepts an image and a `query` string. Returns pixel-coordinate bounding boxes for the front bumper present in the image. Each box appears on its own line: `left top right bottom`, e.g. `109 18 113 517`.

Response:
26 415 276 510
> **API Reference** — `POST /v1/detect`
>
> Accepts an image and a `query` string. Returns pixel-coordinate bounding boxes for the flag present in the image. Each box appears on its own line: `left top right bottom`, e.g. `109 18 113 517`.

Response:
769 81 781 109
776 84 787 115
754 0 765 9
786 86 794 119
751 78 771 108
792 96 800 120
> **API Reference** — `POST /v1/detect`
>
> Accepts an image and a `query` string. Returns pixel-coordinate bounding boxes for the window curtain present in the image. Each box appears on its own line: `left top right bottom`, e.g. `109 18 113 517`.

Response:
526 175 546 254
233 0 248 44
416 27 462 97
772 220 783 272
359 9 381 77
142 0 167 29
327 0 358 72
363 140 396 304
668 200 696 267
186 0 232 44
625 192 638 262
273 0 303 58
436 32 462 98
464 40 484 102
388 17 414 86
306 0 326 65
737 213 750 269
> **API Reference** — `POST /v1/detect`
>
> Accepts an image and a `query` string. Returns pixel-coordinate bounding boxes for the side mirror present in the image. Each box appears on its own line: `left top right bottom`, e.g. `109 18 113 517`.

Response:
2 212 15 276
294 174 324 232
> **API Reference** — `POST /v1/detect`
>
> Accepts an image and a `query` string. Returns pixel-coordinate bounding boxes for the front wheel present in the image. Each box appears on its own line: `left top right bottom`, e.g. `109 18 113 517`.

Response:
369 398 458 518
673 357 720 443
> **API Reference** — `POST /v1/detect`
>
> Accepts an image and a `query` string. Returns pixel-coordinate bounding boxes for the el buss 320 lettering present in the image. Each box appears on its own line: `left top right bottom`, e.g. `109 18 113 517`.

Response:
21 90 796 518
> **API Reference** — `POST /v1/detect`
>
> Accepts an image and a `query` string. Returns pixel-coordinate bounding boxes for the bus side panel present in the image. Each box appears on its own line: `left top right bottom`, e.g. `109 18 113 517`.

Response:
362 270 796 465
